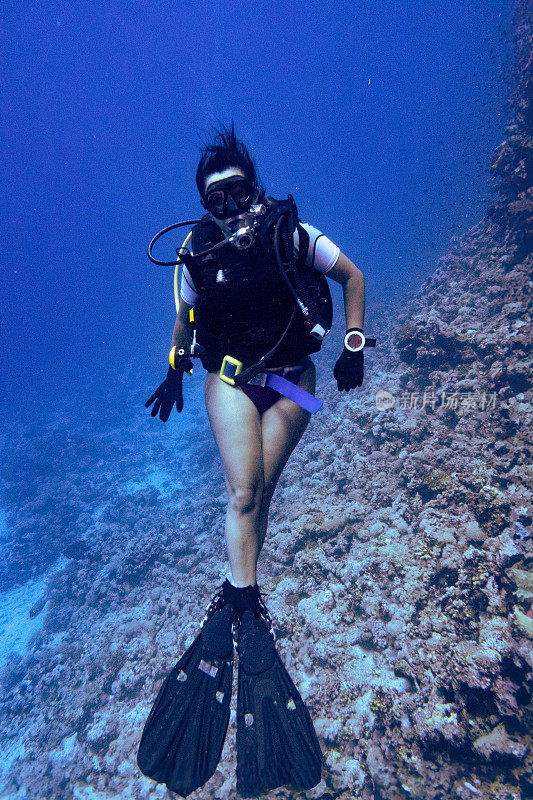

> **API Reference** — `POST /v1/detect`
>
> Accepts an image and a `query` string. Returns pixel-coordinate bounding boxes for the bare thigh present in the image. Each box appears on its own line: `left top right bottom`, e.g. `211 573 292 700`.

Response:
204 373 264 498
260 360 316 493
204 361 316 496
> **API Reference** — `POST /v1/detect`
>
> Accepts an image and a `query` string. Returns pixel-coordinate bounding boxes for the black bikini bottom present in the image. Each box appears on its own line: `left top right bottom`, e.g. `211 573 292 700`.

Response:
239 356 313 415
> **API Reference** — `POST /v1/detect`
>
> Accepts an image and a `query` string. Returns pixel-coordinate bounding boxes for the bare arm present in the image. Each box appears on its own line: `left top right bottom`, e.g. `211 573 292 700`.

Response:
325 251 365 331
171 299 194 350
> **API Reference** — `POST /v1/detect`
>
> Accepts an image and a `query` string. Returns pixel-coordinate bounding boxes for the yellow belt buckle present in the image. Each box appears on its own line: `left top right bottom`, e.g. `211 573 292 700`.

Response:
219 355 243 386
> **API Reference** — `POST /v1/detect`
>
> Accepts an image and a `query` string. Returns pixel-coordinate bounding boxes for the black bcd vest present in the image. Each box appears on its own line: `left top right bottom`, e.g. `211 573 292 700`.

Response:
187 198 333 372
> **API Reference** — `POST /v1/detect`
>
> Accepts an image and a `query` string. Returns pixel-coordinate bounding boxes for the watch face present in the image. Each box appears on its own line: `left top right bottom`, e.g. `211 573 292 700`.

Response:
346 331 364 351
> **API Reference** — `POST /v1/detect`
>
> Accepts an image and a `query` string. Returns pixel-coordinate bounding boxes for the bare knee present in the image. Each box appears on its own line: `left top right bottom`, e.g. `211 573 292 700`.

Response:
228 483 263 516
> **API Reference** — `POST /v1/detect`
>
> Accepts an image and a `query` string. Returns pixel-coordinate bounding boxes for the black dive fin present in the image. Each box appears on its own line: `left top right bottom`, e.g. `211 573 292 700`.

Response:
236 610 322 798
137 602 234 798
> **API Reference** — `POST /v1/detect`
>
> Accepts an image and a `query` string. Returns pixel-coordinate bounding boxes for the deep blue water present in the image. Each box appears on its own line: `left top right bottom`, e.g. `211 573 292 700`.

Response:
2 0 510 420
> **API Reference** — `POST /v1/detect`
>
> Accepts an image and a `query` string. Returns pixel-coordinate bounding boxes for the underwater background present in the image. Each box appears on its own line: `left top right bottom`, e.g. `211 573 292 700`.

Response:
2 0 510 419
1 1 531 799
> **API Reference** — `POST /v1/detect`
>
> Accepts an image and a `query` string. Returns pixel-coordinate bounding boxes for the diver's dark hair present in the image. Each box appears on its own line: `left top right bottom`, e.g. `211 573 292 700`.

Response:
196 123 259 197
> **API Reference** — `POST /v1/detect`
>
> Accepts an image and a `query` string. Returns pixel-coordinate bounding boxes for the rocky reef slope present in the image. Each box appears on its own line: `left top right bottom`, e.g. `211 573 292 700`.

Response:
307 5 532 795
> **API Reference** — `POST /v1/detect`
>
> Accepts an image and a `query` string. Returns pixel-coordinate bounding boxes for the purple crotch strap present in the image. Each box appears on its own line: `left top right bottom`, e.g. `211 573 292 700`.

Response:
263 372 323 414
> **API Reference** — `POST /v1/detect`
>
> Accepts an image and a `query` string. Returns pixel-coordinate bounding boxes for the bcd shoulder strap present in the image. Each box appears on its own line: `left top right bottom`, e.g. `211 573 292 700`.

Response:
295 222 310 272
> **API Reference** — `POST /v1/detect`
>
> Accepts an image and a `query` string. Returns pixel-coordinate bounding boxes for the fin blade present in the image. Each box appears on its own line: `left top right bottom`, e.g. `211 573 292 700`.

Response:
236 614 322 797
138 611 234 797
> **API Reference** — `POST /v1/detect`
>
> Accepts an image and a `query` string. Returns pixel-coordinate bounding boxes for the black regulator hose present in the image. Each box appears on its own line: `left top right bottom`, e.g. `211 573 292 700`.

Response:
281 211 311 303
147 220 202 266
274 211 315 318
148 218 249 266
273 214 303 307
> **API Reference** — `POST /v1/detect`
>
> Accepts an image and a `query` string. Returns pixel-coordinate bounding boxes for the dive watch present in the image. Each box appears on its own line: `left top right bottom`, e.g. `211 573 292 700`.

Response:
344 327 366 353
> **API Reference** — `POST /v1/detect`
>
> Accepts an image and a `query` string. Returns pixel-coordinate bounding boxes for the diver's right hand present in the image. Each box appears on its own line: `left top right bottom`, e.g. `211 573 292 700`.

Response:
145 360 192 422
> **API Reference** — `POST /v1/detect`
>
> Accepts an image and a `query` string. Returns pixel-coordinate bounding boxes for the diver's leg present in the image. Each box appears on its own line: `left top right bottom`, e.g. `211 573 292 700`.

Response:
257 361 316 548
204 373 264 587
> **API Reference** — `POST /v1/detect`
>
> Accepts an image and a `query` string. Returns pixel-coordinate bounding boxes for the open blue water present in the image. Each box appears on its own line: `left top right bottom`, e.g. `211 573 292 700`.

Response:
2 0 510 420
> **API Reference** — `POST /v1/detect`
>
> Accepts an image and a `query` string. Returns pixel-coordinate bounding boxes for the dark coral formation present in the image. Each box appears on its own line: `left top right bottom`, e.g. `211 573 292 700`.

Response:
488 0 533 253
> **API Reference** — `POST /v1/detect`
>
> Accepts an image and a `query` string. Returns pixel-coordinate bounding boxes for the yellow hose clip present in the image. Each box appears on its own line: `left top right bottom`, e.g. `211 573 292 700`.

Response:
169 345 193 375
169 345 177 370
219 355 243 386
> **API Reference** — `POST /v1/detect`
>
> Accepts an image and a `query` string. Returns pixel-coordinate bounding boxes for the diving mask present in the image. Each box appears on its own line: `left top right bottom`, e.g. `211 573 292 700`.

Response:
203 176 257 219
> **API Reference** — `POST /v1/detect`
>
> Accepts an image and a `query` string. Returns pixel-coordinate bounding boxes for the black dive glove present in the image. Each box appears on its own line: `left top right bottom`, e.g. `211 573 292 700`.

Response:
334 328 365 391
145 353 193 422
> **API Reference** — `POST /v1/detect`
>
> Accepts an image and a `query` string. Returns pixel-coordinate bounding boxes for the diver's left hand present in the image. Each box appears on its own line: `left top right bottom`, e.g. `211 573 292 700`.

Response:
334 348 364 390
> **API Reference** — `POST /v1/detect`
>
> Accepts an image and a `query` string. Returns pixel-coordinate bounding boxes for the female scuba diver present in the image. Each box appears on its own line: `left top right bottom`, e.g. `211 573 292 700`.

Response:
137 126 372 799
